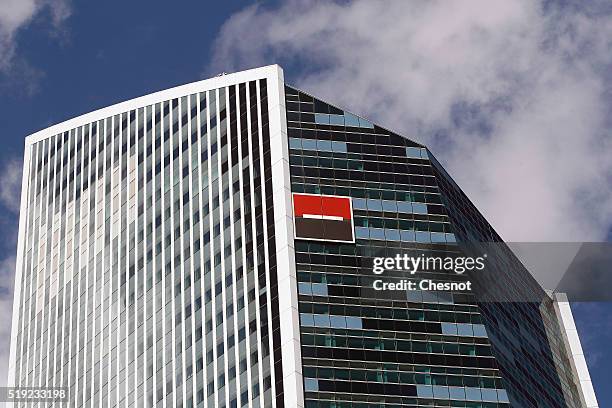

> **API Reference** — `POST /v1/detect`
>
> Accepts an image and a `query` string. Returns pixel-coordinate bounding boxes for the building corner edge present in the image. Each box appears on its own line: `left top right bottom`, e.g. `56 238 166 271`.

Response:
266 65 304 408
553 294 599 408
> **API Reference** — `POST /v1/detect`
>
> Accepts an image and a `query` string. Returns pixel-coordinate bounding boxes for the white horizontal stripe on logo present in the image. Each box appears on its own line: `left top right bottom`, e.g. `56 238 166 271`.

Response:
302 214 344 221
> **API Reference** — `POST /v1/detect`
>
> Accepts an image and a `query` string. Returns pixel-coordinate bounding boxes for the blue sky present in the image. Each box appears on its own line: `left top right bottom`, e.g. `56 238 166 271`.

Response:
0 0 610 405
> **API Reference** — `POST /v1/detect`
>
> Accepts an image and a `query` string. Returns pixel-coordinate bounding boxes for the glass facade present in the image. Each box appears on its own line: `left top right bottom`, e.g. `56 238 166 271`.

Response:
9 68 287 408
284 85 583 408
8 65 589 408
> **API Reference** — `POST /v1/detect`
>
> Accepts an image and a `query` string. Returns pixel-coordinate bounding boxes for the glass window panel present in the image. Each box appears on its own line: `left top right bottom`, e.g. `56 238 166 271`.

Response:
406 147 422 158
397 201 413 213
465 387 482 401
289 138 302 150
300 313 314 327
416 231 430 243
381 200 397 212
345 317 362 329
384 229 400 241
473 324 488 338
301 139 317 151
457 323 474 337
481 388 498 402
441 323 458 335
313 314 330 327
316 140 332 152
352 198 367 210
449 387 466 400
358 117 374 128
431 232 446 243
328 114 345 126
412 202 428 214
416 385 433 398
331 141 347 153
432 385 449 399
343 113 360 127
311 283 328 296
313 113 329 125
304 378 318 392
329 316 345 328
297 283 311 295
366 199 383 212
497 389 510 403
369 228 385 240
400 230 416 242
355 227 369 239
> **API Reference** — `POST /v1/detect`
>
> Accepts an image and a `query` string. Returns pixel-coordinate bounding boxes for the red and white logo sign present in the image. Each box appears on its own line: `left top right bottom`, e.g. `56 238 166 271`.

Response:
292 193 355 243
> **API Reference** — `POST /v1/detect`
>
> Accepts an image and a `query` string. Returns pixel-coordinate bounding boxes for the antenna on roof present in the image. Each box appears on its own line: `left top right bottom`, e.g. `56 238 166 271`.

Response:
216 72 228 77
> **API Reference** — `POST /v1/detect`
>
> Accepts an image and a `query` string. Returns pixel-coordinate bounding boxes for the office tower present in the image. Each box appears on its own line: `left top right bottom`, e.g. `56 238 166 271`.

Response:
9 65 597 408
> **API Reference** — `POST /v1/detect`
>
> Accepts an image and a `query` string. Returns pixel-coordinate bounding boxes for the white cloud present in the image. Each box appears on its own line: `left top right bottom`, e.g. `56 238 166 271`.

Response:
211 0 612 242
0 158 21 388
0 159 22 213
0 0 71 72
0 218 17 392
0 0 54 373
0 255 15 388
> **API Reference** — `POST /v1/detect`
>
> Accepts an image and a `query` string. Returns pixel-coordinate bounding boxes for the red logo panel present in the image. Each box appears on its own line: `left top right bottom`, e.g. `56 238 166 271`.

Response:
293 193 355 243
